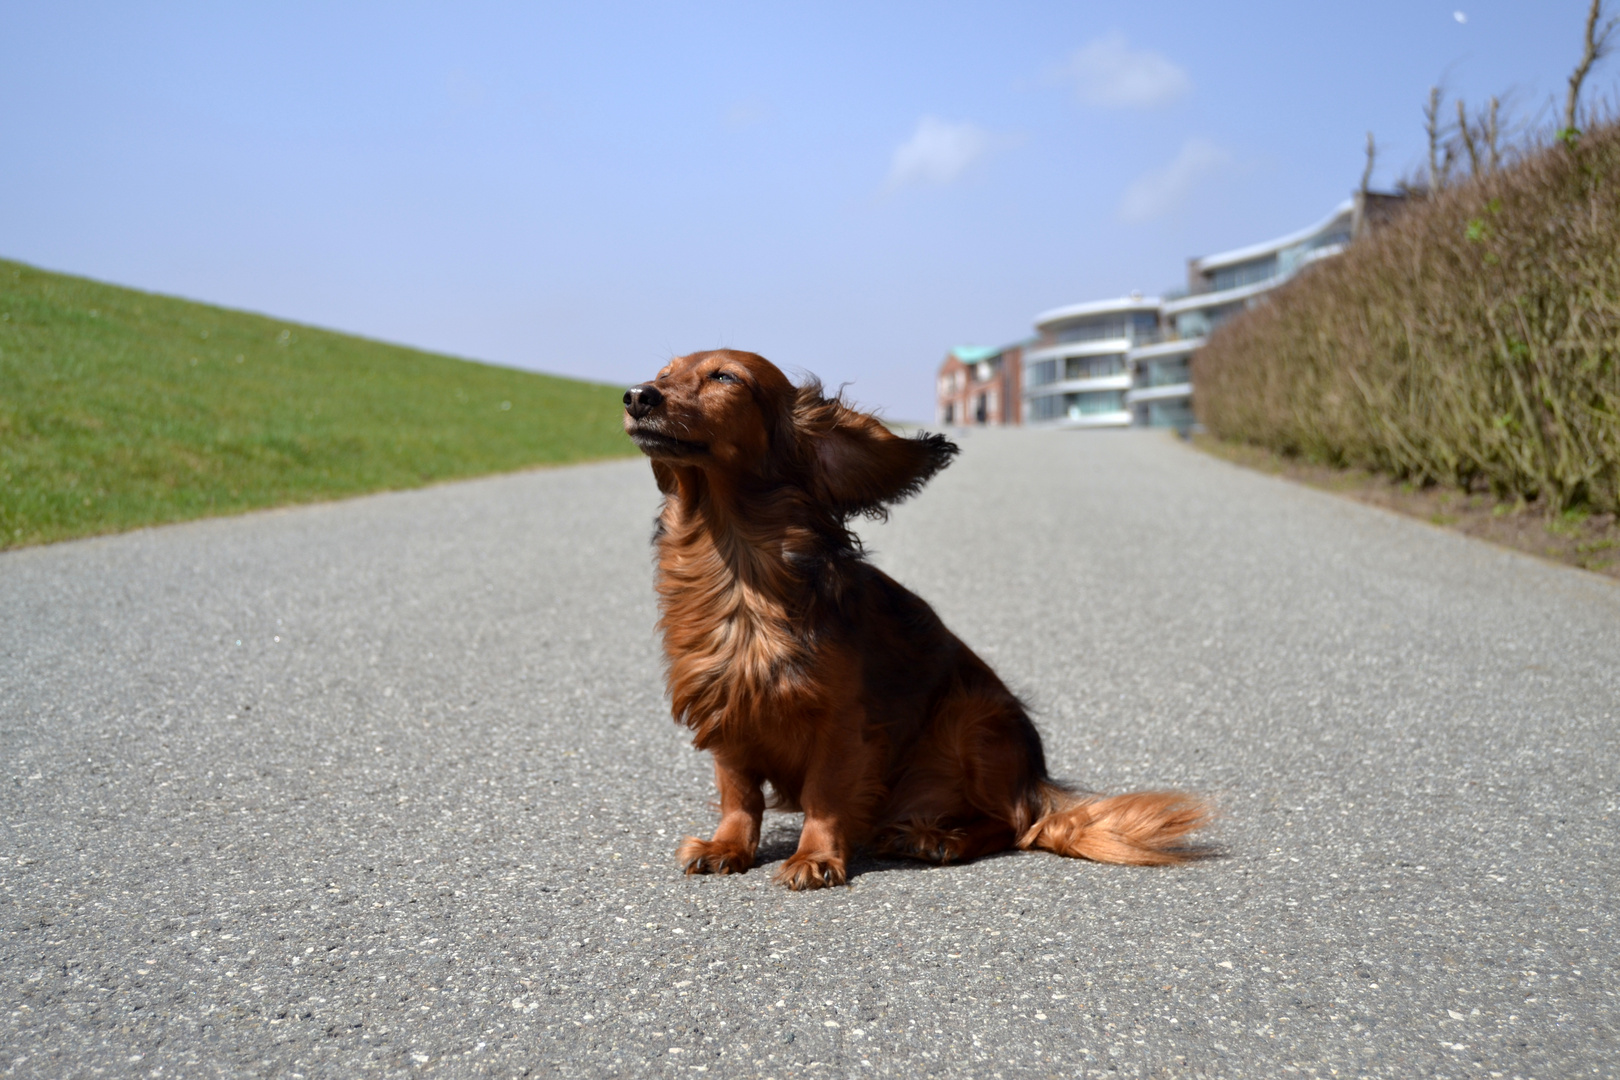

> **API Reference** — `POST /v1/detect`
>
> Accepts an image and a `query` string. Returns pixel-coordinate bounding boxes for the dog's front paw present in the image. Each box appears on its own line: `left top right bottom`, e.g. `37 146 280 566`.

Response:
772 851 847 890
676 836 755 875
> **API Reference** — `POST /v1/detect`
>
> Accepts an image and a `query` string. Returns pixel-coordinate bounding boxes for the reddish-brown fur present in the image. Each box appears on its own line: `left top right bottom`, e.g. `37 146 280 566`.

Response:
623 350 1210 890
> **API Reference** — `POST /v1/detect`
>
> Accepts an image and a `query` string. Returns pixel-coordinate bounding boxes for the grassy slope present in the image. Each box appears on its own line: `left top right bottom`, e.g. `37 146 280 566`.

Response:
0 259 634 549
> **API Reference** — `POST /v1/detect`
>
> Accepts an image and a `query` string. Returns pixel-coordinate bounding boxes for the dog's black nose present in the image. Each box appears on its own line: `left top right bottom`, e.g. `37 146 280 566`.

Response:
624 383 663 419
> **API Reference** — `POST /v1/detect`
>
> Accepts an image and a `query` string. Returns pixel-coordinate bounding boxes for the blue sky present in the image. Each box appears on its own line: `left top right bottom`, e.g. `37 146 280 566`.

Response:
3 2 1611 420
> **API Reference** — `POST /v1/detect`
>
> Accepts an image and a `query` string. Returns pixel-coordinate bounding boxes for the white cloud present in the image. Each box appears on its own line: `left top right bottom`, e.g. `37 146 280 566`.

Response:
885 116 993 190
1062 32 1191 109
1117 138 1230 222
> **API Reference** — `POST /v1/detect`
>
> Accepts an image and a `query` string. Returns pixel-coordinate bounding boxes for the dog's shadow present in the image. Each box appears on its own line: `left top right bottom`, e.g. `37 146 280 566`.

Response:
750 819 1016 884
749 819 1226 885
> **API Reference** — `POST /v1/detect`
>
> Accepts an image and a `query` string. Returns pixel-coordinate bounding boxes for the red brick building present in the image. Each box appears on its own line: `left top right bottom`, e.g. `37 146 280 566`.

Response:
935 344 1023 426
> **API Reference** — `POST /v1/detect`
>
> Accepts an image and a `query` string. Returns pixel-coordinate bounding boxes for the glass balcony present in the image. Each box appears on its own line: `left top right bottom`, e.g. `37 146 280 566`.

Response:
1065 353 1126 381
1068 390 1125 418
1141 399 1196 428
1137 357 1191 388
1049 311 1161 347
1209 255 1278 293
1027 389 1128 422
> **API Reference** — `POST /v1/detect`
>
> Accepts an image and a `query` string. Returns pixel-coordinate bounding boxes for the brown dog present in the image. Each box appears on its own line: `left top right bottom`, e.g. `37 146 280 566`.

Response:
624 350 1208 889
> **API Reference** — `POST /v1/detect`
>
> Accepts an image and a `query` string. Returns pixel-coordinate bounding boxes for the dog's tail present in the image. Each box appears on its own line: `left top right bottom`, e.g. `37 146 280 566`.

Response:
1017 783 1211 866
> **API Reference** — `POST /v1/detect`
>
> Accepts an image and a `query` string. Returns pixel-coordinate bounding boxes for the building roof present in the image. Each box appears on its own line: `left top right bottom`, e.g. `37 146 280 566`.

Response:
1193 199 1354 272
949 345 1001 364
1032 295 1162 332
1161 275 1280 316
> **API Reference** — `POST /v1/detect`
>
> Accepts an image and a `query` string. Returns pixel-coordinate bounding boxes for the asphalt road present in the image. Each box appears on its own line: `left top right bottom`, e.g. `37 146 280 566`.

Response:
2 428 1617 1080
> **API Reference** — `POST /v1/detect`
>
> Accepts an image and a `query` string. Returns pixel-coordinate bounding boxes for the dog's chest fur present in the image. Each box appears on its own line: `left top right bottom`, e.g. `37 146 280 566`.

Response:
654 501 823 744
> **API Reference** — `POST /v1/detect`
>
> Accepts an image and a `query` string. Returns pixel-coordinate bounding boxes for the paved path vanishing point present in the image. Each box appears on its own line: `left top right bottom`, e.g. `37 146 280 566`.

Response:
2 429 1617 1080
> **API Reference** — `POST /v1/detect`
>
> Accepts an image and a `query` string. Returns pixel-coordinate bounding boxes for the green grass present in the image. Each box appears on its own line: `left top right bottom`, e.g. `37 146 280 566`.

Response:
0 258 635 549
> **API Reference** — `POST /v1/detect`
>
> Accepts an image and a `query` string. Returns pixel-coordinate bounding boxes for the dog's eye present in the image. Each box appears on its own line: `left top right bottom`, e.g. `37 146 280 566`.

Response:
709 370 736 383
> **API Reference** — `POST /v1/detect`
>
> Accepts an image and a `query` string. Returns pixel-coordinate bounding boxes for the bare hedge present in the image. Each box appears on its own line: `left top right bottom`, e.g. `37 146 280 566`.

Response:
1196 124 1620 513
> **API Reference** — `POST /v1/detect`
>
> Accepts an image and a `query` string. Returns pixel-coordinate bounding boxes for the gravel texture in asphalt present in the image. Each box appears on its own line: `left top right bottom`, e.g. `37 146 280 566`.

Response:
2 428 1617 1079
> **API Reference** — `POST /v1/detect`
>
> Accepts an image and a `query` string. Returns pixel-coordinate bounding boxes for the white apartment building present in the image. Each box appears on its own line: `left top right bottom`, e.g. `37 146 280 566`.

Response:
1022 296 1161 428
979 194 1399 431
1131 200 1358 427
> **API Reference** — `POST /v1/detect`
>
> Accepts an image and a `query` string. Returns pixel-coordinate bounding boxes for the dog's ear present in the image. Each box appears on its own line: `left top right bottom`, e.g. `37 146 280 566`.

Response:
792 383 959 520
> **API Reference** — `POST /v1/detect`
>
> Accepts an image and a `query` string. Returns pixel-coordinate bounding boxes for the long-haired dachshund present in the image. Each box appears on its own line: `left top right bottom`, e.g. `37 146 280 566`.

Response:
623 349 1208 890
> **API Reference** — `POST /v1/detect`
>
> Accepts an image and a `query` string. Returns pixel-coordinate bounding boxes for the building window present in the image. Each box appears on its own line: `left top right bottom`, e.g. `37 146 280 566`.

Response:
1174 302 1241 340
1210 255 1277 293
1279 229 1354 276
1308 228 1351 252
1064 353 1125 381
1146 399 1196 428
942 402 955 424
1206 302 1242 331
1028 394 1064 422
1028 359 1059 386
1052 311 1159 346
1027 390 1126 422
1067 390 1125 418
1141 356 1191 387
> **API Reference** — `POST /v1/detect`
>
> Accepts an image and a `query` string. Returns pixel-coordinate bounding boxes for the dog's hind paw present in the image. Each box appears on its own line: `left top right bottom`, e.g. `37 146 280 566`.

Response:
772 851 847 890
877 823 969 864
676 837 755 876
